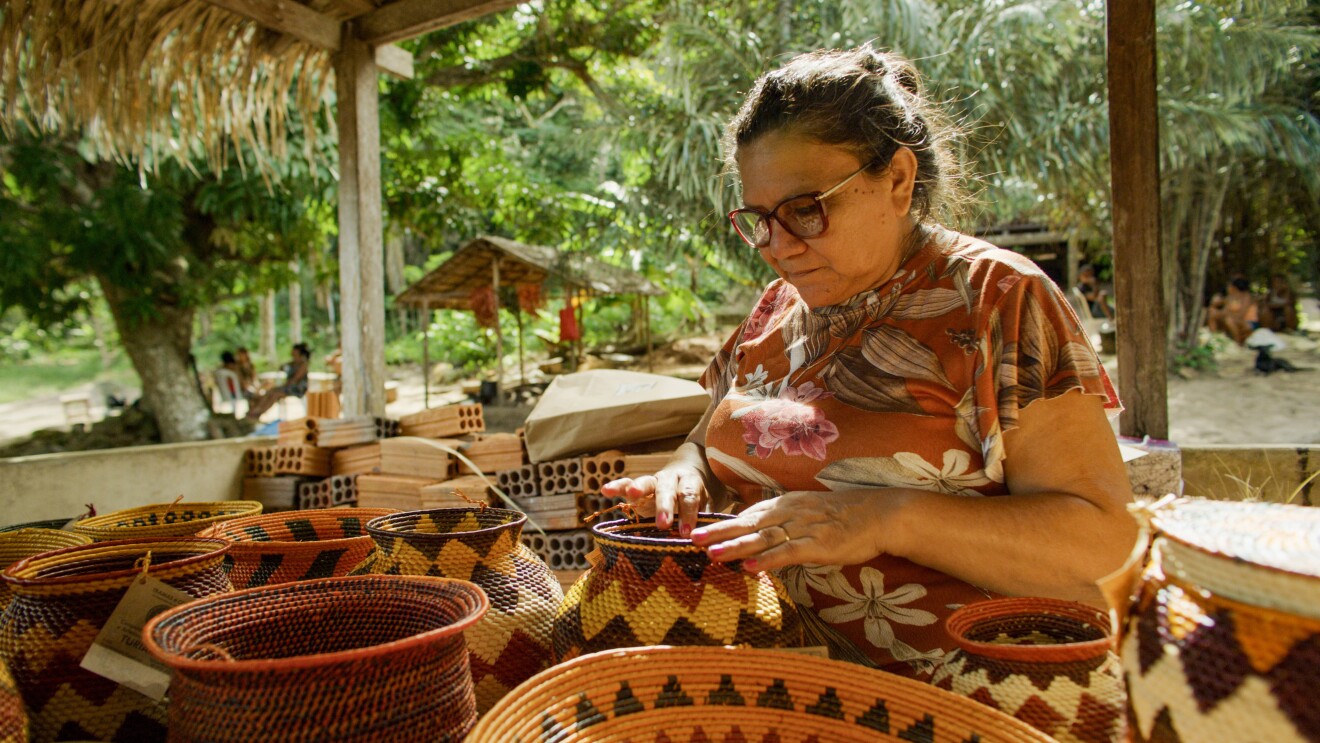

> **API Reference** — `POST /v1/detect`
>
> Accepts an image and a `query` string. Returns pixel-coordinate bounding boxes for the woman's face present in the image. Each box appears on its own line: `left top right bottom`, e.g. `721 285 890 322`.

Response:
736 131 916 308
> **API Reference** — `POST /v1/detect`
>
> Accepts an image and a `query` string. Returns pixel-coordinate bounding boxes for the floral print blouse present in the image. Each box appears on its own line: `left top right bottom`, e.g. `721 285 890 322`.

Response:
700 229 1119 677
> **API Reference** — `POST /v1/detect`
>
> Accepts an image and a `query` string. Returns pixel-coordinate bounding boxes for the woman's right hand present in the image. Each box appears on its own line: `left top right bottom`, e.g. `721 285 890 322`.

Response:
600 460 709 538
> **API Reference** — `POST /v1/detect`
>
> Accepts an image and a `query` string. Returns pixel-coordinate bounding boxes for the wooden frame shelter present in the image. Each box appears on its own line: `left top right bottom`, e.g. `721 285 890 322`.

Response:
1 0 1167 438
395 235 663 405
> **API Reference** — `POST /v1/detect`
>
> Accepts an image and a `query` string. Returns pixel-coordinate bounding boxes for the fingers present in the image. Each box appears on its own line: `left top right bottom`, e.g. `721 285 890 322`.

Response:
601 477 657 518
675 470 705 538
653 469 679 530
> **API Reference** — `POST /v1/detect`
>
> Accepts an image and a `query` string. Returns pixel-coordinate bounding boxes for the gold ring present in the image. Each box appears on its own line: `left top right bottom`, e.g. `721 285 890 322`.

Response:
762 525 790 547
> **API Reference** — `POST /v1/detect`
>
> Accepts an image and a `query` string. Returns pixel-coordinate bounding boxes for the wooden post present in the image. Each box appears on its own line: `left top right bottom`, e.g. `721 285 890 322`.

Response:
421 301 430 409
644 296 654 372
492 258 505 395
334 23 387 417
261 289 277 365
1107 0 1168 439
288 260 302 345
515 307 526 387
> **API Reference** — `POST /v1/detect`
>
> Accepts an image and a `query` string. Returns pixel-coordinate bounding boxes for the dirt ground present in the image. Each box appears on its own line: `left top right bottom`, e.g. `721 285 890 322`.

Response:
2 303 1318 452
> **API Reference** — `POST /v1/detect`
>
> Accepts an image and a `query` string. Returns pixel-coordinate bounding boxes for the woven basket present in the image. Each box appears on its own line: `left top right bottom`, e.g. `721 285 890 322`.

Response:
553 514 803 663
0 537 231 743
70 501 262 542
0 659 25 743
931 597 1124 742
199 508 396 588
1123 498 1320 743
469 645 1054 741
0 519 72 534
0 529 92 609
144 575 487 743
366 508 563 714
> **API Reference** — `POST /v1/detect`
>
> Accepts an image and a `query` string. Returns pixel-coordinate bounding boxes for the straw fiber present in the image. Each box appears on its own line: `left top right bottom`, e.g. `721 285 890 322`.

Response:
200 508 397 588
0 538 231 743
0 529 91 609
1123 498 1320 743
469 645 1055 742
0 659 24 743
366 508 563 713
931 597 1125 743
553 514 803 663
70 501 262 542
144 575 488 743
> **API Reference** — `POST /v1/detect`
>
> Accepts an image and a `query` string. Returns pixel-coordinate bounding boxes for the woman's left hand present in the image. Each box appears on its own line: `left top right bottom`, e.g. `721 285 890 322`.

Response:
689 490 900 573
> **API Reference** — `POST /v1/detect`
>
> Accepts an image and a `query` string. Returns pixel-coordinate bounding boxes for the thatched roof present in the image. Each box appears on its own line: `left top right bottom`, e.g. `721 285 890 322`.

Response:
395 235 662 310
1 0 340 169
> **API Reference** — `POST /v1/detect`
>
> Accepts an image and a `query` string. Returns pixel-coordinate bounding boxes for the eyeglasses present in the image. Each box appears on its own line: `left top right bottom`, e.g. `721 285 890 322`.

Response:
728 161 874 248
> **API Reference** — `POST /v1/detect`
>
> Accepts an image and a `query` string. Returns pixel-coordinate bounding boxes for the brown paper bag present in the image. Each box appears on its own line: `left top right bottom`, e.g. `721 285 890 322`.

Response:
523 370 710 463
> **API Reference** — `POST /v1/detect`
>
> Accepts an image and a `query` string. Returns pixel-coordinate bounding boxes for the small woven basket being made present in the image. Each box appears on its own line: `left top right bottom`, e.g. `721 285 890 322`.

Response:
0 658 26 743
552 514 803 663
70 501 263 542
0 529 92 609
1122 498 1320 743
468 644 1055 742
366 508 563 714
199 508 397 588
0 537 231 743
143 575 488 743
930 597 1125 743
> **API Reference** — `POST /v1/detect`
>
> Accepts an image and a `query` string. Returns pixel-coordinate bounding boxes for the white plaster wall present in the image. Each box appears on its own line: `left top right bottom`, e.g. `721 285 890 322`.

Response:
0 437 274 526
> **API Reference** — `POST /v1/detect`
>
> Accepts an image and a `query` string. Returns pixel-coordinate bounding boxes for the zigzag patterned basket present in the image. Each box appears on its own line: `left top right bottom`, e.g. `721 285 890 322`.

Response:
0 537 231 743
365 508 563 714
1123 498 1320 743
552 513 803 662
0 529 92 609
468 645 1054 742
199 508 397 588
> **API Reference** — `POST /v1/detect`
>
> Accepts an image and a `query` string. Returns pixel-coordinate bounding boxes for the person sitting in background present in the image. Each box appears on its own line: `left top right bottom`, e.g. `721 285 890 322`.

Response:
1076 264 1114 320
245 343 311 421
1259 273 1299 333
235 346 258 399
1207 276 1259 345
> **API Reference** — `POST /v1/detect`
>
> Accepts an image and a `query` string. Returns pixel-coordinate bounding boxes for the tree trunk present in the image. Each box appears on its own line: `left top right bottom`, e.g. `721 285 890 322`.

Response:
261 290 278 365
289 262 303 345
97 277 211 443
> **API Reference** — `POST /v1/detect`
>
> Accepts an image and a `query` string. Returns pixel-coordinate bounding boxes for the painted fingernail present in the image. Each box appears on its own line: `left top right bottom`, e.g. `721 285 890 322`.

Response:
690 529 708 545
743 559 759 572
657 513 670 528
708 544 724 557
679 523 692 538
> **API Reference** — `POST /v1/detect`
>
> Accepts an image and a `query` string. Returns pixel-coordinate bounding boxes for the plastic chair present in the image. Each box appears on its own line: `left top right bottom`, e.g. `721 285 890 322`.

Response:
213 369 244 416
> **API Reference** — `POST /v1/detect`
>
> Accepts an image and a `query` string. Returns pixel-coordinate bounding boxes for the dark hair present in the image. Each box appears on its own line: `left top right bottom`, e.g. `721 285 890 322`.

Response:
1230 277 1251 293
236 346 249 354
723 44 965 228
221 351 236 364
293 342 312 358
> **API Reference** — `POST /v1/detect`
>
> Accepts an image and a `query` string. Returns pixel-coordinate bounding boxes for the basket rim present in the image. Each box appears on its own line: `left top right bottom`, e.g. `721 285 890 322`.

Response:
1151 497 1320 579
944 597 1112 661
365 507 526 537
472 644 1054 741
591 513 731 549
2 537 230 587
202 508 400 549
142 575 489 672
72 500 264 530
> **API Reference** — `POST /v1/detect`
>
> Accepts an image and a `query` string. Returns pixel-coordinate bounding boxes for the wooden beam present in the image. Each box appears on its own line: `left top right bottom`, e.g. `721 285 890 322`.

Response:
202 0 342 50
335 23 388 418
356 0 521 45
210 0 413 79
1107 0 1168 439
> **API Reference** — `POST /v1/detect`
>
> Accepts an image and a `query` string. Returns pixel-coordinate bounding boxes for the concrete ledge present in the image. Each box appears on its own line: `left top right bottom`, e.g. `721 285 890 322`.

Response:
0 437 275 526
1180 445 1318 506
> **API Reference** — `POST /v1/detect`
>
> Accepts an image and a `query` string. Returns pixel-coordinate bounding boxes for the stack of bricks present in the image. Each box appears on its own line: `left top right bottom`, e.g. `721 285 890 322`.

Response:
243 413 402 513
399 403 484 438
456 433 523 474
521 529 595 574
420 475 492 509
580 450 627 522
357 437 453 510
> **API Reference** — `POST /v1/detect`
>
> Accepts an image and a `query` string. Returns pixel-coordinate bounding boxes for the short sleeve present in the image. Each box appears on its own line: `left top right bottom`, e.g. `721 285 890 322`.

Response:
975 272 1120 440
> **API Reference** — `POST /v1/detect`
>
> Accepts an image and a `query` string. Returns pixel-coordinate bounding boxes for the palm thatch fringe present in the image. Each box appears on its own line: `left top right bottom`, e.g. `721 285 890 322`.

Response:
0 0 334 174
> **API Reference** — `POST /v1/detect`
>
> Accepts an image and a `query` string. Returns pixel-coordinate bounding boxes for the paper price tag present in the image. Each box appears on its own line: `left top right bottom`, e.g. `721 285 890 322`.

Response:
80 575 195 701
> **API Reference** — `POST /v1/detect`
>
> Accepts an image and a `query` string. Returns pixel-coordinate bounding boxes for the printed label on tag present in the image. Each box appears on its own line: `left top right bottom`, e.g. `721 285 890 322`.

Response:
80 575 195 701
770 645 831 659
584 547 603 568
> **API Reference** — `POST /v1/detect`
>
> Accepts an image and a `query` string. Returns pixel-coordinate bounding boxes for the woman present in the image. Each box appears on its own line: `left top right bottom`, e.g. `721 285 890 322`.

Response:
1259 273 1298 333
602 46 1135 677
1206 276 1258 345
245 343 311 421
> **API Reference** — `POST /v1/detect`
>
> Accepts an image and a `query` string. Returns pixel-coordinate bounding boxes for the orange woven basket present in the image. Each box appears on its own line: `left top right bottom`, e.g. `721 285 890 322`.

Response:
468 645 1055 742
0 528 92 608
144 575 488 743
932 597 1125 742
0 537 231 743
199 508 396 588
0 658 25 743
71 500 262 541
